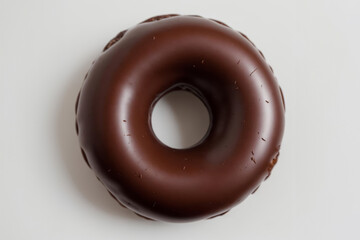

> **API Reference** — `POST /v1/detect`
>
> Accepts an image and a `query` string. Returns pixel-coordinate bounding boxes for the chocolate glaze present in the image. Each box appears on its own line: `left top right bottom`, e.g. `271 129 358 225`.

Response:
75 14 285 222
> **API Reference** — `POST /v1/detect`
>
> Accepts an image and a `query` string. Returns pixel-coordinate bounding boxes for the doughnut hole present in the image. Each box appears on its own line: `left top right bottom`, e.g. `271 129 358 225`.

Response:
151 90 211 149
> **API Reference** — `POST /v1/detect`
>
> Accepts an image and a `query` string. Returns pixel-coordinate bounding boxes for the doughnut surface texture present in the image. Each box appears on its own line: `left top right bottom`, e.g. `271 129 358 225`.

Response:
75 14 285 222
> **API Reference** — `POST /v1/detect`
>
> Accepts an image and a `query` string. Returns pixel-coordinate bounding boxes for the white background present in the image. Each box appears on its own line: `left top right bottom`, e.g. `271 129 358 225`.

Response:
1 0 360 239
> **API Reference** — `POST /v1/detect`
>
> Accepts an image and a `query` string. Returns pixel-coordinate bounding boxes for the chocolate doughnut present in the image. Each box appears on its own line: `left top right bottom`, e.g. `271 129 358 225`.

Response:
75 14 285 222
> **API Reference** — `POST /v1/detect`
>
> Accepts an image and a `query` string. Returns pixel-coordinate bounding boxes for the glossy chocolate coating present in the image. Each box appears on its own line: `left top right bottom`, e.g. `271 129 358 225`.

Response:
75 15 285 222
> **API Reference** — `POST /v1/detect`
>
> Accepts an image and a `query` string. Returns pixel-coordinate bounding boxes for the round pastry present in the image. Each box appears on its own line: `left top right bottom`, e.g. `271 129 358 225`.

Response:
75 14 285 222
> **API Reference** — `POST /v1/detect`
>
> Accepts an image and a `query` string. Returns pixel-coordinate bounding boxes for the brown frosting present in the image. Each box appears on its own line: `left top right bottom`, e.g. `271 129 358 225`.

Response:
75 14 285 222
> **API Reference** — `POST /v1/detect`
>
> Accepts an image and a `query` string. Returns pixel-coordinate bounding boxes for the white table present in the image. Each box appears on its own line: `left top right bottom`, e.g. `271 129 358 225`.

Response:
1 0 359 239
